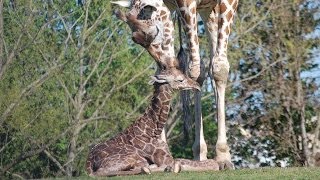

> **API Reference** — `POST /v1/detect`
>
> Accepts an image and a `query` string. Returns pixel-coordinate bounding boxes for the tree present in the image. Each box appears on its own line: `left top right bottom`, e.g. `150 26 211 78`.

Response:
0 1 154 178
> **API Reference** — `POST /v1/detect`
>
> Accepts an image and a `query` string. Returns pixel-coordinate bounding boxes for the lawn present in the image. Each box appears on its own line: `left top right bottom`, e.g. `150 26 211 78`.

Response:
97 167 320 180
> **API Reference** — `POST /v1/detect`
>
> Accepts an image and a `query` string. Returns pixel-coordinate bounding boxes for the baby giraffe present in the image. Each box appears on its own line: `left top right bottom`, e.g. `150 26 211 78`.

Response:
86 69 200 176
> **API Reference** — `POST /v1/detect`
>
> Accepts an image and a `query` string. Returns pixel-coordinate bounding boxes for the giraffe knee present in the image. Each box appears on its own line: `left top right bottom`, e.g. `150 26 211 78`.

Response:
216 143 230 153
211 58 229 82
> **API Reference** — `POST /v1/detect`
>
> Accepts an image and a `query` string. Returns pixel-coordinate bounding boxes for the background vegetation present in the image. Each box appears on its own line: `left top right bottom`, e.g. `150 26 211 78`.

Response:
0 0 319 178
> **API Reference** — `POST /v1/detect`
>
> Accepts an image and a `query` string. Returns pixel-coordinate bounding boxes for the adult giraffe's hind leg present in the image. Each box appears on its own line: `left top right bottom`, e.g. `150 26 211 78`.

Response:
202 0 238 170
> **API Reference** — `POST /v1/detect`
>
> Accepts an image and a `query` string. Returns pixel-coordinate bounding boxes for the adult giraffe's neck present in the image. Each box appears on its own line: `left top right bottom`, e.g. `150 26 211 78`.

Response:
141 83 173 138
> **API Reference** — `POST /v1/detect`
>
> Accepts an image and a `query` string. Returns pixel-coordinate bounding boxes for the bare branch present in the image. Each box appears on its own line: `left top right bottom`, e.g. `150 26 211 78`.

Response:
125 93 153 120
0 120 79 175
0 62 66 126
115 63 153 91
0 33 23 80
43 149 67 175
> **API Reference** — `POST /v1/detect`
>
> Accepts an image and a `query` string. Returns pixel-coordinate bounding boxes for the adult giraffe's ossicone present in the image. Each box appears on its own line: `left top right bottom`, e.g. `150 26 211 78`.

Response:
111 0 239 170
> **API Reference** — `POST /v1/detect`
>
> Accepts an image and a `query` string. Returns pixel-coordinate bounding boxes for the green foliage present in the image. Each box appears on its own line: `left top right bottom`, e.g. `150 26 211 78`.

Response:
0 0 154 178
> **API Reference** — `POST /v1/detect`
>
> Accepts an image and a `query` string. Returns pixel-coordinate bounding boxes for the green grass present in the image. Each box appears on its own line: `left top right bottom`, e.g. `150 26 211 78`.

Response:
99 167 320 180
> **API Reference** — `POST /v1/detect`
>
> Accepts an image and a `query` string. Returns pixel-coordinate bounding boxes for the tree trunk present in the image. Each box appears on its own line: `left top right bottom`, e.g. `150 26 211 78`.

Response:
66 124 85 176
0 0 4 75
293 3 310 166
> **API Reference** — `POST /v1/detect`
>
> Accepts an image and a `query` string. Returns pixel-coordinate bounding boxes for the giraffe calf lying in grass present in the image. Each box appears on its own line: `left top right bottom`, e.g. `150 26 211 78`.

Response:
86 69 200 176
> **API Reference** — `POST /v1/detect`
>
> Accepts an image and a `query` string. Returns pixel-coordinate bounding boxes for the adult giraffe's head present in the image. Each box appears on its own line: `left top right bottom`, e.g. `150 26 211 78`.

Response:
112 0 166 48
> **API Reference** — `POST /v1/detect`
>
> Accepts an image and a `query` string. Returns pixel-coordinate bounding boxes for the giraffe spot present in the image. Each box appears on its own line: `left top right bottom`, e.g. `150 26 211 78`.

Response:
193 17 196 24
159 92 166 100
191 6 196 14
133 126 143 136
119 136 127 144
145 127 153 136
162 105 169 113
147 108 157 119
154 129 162 136
160 10 166 16
158 113 168 121
163 91 170 100
226 11 233 21
158 114 168 122
132 138 145 149
176 1 184 7
139 134 152 143
145 119 156 129
116 148 125 155
187 32 193 38
219 33 224 40
154 149 166 164
183 13 191 23
218 17 224 27
151 101 161 112
127 134 134 140
137 121 146 130
233 0 239 10
220 3 227 12
165 39 171 45
143 144 156 155
140 117 147 123
162 15 168 21
157 122 165 129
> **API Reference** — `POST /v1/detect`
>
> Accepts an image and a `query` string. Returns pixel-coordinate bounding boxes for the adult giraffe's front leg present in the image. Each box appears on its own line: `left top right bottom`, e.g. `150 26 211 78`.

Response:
176 0 202 81
176 0 208 161
213 0 238 170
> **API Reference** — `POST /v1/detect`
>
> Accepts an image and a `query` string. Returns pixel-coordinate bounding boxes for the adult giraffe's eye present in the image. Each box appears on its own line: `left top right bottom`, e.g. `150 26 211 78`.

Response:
138 5 157 20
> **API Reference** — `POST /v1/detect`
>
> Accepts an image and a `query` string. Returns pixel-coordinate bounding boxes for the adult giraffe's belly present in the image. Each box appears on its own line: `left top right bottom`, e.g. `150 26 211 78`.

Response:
163 0 217 11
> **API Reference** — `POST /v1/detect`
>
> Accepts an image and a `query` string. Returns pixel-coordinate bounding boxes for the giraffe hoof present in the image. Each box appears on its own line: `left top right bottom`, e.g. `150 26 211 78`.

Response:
164 166 173 172
173 161 181 173
141 167 151 174
218 161 234 170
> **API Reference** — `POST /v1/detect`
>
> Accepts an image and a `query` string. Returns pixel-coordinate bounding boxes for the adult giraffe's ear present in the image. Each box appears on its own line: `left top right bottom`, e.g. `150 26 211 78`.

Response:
110 0 131 8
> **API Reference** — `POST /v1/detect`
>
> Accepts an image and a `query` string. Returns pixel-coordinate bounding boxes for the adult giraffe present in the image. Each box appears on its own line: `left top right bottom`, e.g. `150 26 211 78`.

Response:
112 0 238 169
